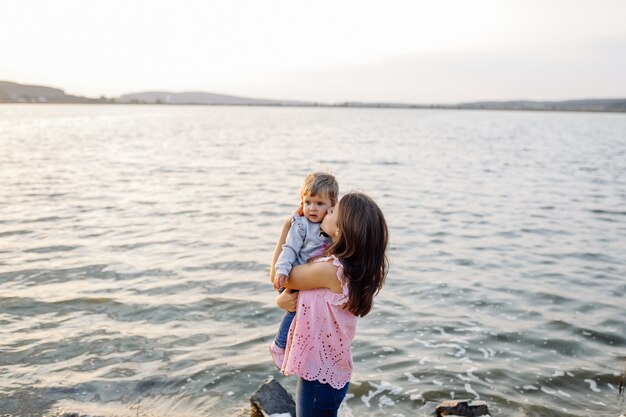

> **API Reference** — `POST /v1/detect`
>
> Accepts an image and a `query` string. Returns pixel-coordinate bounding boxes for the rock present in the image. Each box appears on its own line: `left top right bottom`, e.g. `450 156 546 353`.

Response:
250 379 296 417
435 399 491 417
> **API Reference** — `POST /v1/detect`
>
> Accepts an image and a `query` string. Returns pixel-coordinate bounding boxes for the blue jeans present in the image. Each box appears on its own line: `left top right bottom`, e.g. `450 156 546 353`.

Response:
296 378 349 417
274 288 298 349
274 310 295 349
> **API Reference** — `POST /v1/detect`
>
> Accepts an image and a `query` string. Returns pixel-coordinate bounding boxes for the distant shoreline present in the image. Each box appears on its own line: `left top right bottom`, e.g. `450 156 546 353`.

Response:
2 80 625 113
3 101 626 114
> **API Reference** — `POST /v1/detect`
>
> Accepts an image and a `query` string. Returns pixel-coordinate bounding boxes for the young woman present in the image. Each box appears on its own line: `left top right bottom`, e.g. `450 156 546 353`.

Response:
272 191 388 417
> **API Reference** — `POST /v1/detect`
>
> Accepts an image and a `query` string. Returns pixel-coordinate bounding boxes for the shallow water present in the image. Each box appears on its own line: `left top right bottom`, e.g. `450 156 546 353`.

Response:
1 104 625 416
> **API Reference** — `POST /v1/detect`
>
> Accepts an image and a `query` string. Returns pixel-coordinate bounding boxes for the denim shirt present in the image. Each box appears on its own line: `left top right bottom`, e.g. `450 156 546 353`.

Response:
274 214 332 278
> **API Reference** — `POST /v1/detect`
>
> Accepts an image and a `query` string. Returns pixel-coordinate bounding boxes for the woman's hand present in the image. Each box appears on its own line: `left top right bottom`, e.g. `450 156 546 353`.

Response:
276 289 298 312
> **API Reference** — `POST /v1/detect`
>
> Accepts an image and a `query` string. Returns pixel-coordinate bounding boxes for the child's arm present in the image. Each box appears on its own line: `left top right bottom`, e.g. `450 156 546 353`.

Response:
269 217 292 283
273 216 307 283
284 261 343 294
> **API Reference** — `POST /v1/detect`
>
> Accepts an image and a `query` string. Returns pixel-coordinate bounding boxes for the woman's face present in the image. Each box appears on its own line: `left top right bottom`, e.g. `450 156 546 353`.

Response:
321 199 339 238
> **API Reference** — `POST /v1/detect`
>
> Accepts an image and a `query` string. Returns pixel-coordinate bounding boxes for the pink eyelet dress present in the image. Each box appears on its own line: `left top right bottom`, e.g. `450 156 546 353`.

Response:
281 255 356 389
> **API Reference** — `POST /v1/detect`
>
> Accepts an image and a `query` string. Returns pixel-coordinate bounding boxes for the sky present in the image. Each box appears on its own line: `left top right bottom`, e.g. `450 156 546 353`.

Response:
1 0 625 103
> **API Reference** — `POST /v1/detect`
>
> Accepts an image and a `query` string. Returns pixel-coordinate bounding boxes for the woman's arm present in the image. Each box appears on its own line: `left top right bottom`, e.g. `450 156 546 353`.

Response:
269 217 292 282
284 261 343 294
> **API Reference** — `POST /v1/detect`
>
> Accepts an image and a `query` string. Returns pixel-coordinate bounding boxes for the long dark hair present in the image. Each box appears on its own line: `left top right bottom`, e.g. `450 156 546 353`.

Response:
325 192 388 317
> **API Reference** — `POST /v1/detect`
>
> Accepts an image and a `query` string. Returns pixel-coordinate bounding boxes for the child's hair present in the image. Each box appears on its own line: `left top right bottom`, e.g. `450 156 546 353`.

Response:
300 172 339 205
325 192 388 317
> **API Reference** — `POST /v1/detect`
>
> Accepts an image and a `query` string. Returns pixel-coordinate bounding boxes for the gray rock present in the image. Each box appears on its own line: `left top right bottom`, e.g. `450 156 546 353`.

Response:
250 379 296 417
435 399 491 417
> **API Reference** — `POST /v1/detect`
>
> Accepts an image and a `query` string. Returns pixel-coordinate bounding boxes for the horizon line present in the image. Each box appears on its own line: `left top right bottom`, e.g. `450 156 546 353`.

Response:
2 79 626 108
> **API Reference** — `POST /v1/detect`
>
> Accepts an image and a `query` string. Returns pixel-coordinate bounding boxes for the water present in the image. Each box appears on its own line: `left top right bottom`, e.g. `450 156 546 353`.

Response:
1 104 625 417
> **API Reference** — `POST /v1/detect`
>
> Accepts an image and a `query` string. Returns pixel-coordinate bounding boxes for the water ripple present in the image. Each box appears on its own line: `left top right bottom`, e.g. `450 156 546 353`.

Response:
1 105 625 416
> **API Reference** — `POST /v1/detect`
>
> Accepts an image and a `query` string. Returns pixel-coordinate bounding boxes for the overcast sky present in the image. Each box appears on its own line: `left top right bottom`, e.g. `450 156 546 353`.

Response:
1 0 625 103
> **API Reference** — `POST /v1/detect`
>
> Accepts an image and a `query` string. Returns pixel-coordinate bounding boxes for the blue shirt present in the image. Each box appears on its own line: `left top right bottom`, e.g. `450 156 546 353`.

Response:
274 214 332 278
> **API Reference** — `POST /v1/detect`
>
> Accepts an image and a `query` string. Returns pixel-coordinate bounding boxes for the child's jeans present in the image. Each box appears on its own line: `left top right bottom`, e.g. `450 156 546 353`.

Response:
274 287 298 349
274 310 295 349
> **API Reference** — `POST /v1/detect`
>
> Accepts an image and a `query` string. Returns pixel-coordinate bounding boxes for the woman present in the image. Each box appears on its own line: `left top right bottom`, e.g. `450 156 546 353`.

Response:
272 192 389 417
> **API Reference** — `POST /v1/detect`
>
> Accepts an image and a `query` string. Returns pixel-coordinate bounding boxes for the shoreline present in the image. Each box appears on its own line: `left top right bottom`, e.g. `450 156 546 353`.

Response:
2 101 626 114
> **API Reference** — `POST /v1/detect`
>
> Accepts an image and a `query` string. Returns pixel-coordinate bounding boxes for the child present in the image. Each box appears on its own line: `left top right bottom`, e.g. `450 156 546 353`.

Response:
274 192 389 416
269 172 339 369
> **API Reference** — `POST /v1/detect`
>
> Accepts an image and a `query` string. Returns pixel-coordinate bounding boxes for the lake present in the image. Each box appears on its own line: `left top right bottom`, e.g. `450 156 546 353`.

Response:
1 104 625 416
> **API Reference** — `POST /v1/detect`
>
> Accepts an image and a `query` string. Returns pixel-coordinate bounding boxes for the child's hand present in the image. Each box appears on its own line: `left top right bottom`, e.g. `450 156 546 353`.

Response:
273 274 289 290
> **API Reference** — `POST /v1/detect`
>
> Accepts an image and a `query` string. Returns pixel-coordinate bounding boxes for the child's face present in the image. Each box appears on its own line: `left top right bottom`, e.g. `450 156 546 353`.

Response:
301 193 333 223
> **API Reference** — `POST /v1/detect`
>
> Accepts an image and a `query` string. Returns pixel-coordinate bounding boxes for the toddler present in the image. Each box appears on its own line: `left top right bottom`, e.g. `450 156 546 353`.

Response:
269 172 339 369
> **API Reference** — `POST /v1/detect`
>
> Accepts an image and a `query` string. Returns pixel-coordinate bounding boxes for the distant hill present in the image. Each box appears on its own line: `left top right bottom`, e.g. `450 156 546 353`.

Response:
1 80 625 112
0 80 307 106
0 80 109 103
118 90 308 106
